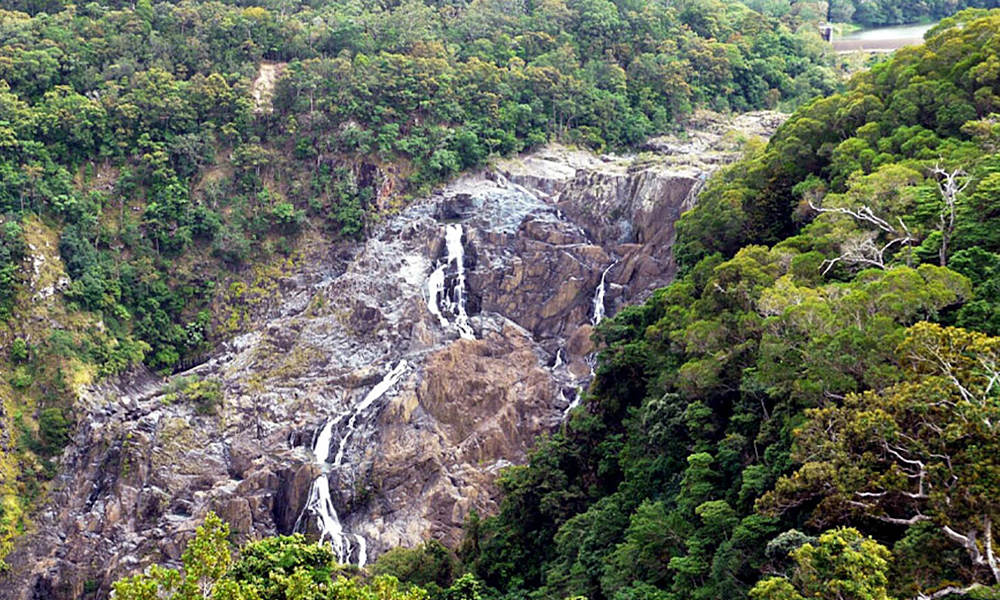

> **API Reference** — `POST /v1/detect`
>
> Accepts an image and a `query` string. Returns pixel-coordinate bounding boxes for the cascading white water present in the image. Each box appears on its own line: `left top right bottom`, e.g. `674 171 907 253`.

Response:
552 349 564 370
562 389 581 419
592 262 616 326
355 534 368 568
445 224 475 340
333 360 410 468
306 475 347 558
426 264 449 328
426 224 475 340
313 412 348 464
299 360 410 567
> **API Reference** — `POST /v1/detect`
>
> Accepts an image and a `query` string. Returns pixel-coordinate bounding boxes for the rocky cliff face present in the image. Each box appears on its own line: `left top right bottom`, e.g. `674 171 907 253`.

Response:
0 111 783 600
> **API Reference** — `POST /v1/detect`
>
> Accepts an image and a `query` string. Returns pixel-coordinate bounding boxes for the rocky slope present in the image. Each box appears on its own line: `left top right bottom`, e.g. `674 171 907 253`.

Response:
0 110 784 600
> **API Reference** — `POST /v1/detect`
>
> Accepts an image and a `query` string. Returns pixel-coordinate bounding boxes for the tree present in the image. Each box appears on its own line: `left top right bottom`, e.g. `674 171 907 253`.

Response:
443 574 488 600
112 515 432 600
229 535 335 600
750 528 893 600
761 323 1000 595
38 408 71 455
113 512 237 600
372 540 457 592
809 201 914 273
807 165 922 274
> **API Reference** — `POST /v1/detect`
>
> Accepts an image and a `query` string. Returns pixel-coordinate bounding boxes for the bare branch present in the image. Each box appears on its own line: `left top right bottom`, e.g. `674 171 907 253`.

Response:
810 201 913 273
985 516 1000 584
809 200 896 233
914 583 984 600
942 525 987 568
877 513 932 526
931 164 971 267
845 501 931 525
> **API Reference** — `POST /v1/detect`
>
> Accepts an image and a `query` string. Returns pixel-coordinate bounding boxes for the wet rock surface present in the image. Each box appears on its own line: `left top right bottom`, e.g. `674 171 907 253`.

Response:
0 111 784 599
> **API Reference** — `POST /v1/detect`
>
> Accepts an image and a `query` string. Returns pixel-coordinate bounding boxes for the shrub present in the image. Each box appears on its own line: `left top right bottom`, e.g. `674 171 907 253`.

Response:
9 366 32 389
38 407 71 454
184 379 223 415
10 338 28 362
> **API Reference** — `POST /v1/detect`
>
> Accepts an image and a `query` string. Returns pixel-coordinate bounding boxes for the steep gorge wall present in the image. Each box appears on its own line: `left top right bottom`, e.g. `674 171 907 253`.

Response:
0 111 784 600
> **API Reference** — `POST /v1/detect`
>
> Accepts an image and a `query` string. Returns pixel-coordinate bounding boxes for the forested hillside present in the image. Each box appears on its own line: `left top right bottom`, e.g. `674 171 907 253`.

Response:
7 0 1000 598
745 0 1000 28
455 8 1000 600
829 0 1000 27
0 0 840 564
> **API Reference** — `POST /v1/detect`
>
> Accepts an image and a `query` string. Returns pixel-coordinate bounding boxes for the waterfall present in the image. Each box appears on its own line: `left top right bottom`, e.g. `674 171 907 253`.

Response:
591 262 616 326
552 348 564 370
355 534 368 568
301 475 347 559
298 360 410 566
427 223 475 340
332 360 410 468
562 389 581 419
426 263 449 328
445 224 475 340
313 412 348 464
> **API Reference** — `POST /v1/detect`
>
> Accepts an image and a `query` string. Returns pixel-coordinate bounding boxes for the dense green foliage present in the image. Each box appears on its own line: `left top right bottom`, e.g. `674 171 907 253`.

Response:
112 513 488 600
0 220 24 320
0 0 841 370
0 0 841 372
743 0 1000 28
268 0 840 180
827 0 1000 27
750 528 893 600
828 0 998 26
372 541 459 598
460 9 1000 600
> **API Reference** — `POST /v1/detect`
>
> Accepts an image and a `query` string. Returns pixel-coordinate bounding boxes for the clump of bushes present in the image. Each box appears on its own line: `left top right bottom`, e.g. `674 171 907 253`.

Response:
162 375 224 415
8 366 32 389
38 408 71 454
9 338 28 362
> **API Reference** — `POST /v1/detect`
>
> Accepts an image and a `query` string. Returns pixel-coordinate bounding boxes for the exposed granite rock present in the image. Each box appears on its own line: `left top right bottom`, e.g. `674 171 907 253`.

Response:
368 327 559 549
0 110 785 599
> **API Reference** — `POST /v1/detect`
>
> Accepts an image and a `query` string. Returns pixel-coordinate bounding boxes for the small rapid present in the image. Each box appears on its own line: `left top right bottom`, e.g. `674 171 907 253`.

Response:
426 264 449 328
561 389 581 419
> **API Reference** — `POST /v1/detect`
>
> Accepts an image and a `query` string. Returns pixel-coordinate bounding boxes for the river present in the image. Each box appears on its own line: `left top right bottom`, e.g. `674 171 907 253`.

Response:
841 22 937 41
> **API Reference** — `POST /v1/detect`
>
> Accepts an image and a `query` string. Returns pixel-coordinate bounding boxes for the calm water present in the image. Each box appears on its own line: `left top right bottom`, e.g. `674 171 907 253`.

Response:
842 22 937 41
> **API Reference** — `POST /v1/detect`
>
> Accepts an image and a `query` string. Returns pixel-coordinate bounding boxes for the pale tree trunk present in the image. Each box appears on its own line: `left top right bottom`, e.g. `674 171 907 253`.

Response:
932 165 970 267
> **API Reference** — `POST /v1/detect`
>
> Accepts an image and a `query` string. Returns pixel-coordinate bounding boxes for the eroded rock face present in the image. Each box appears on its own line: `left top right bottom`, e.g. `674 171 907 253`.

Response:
0 111 784 599
371 328 559 550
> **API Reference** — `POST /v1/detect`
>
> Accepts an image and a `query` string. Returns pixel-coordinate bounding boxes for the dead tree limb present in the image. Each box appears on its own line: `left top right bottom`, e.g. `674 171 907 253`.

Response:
931 164 971 267
809 200 914 273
